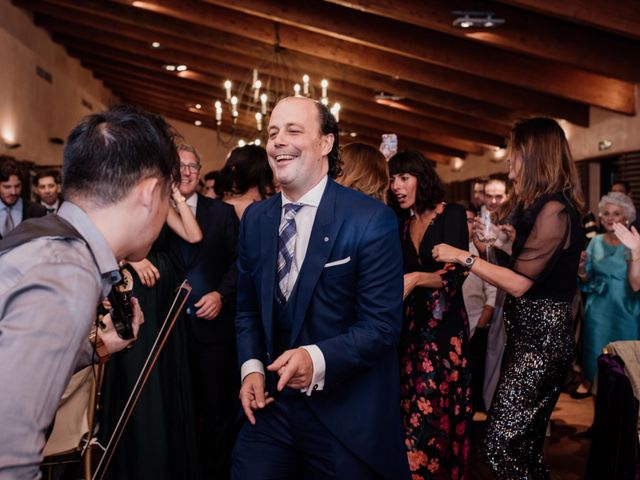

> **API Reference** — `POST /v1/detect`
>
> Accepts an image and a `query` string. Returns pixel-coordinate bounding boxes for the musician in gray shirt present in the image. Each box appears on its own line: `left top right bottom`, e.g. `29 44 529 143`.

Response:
0 105 180 479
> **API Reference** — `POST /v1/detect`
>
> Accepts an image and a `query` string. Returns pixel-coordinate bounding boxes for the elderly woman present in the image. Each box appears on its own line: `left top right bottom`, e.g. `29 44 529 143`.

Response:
579 192 640 385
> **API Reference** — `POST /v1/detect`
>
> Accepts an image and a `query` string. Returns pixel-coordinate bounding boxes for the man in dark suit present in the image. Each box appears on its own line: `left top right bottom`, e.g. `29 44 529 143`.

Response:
232 97 410 479
35 169 63 213
0 159 46 239
166 144 239 479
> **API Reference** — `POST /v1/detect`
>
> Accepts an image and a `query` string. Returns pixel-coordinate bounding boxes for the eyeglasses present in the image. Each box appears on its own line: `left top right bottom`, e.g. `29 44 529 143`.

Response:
180 163 201 173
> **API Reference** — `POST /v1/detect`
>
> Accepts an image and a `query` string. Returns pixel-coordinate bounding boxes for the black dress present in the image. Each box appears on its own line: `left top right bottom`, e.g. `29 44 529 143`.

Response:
483 193 583 479
99 231 201 480
399 203 473 480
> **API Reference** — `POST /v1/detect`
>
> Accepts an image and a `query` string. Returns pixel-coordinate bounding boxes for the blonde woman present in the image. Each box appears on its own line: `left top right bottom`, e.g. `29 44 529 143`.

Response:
337 142 388 201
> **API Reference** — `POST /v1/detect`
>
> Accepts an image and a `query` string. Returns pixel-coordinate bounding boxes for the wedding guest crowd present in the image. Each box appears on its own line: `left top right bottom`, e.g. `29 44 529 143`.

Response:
5 99 640 480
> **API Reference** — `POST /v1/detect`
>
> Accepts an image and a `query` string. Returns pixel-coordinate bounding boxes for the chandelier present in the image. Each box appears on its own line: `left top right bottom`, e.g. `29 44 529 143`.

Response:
212 29 342 148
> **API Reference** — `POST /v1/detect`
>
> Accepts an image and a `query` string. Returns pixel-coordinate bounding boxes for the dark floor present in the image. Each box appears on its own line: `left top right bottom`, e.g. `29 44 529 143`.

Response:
470 392 593 479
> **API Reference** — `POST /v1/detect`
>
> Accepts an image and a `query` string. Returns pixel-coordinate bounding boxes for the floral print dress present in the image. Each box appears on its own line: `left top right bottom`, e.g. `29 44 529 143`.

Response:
399 203 472 480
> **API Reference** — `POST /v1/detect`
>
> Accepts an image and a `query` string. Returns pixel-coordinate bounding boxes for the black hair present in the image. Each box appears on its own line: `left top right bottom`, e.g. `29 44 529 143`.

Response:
34 169 61 185
612 180 632 194
315 102 342 178
0 158 23 183
214 145 274 199
387 150 445 215
204 170 220 182
62 104 180 206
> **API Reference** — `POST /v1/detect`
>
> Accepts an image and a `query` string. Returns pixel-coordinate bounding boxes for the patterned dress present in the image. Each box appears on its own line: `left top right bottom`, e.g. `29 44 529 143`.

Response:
399 203 472 480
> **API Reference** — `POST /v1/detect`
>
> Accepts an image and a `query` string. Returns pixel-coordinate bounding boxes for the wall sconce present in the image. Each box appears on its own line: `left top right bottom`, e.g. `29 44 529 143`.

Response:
598 139 612 151
450 157 465 172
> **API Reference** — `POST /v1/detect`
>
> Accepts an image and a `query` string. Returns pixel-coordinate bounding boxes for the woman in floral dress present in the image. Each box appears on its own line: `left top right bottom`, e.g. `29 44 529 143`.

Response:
388 151 472 480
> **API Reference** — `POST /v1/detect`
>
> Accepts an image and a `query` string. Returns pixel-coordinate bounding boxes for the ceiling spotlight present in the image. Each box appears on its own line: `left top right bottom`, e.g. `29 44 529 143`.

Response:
195 103 202 109
176 65 188 72
349 132 358 138
164 64 176 71
194 120 202 126
452 11 505 29
450 157 465 172
151 41 161 48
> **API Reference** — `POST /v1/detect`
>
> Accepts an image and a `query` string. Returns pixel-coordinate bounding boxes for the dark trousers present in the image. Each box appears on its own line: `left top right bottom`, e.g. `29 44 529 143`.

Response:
188 338 239 480
232 392 382 480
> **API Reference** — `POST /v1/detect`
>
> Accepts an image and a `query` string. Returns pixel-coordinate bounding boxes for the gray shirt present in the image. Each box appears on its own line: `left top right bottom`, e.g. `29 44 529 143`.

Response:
0 201 119 479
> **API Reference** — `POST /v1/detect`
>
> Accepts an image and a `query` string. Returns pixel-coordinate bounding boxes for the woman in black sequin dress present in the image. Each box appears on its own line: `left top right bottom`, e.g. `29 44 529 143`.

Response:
432 118 584 479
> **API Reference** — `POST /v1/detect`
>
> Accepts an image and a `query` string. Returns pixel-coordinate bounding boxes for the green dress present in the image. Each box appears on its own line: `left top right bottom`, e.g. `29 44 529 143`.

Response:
99 231 201 479
581 234 640 382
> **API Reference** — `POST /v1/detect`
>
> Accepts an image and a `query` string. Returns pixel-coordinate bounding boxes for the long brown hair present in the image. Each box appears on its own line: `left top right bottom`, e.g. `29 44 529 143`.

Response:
503 118 584 216
338 142 388 201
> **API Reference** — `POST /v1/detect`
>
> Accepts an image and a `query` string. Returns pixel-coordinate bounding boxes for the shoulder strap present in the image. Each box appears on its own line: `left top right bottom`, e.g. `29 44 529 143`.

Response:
0 214 84 253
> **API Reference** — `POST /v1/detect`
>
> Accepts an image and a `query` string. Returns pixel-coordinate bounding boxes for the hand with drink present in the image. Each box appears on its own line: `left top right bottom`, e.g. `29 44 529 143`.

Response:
473 211 515 261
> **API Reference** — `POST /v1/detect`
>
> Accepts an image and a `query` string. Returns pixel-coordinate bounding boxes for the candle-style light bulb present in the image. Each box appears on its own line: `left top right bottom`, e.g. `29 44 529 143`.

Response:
260 93 268 115
255 112 263 131
321 79 328 98
253 79 262 102
224 80 232 100
230 96 238 123
302 74 310 96
331 102 341 122
293 83 301 96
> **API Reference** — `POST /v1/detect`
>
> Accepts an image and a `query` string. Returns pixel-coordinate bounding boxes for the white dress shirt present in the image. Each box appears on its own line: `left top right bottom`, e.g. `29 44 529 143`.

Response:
462 242 497 338
185 192 198 216
241 176 328 396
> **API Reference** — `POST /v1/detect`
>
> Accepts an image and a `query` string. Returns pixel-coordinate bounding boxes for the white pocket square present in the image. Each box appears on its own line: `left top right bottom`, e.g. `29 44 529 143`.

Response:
324 256 351 268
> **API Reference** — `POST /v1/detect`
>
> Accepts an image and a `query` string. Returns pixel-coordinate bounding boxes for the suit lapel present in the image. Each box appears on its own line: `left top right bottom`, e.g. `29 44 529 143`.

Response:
259 194 281 348
183 194 206 269
289 179 342 345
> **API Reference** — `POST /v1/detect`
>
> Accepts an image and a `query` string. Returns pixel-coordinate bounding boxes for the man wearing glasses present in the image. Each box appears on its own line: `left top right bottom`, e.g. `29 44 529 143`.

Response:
167 144 239 478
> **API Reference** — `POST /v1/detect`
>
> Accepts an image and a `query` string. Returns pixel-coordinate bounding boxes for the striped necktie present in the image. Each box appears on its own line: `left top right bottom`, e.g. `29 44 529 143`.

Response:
276 203 303 304
2 205 14 237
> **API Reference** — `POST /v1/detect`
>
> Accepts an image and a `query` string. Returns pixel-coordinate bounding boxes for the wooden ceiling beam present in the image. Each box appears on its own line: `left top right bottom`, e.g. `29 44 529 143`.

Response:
48 26 492 151
201 0 635 113
28 0 520 130
324 0 640 83
107 0 592 123
497 0 640 41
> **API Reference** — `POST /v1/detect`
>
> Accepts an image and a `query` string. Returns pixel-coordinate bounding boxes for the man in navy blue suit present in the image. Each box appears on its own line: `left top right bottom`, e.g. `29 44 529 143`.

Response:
232 97 410 479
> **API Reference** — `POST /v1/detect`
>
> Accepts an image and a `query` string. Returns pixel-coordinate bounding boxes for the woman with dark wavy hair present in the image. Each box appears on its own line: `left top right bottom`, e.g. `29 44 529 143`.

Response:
388 151 472 480
433 118 584 479
215 144 275 219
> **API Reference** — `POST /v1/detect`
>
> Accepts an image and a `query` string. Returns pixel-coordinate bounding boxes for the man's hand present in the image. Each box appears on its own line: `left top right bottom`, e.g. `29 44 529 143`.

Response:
267 348 314 391
98 297 144 354
239 372 274 425
194 291 223 320
128 258 160 287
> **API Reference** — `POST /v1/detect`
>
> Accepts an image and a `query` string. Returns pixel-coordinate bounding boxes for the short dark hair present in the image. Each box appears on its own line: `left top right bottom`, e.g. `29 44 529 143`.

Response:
34 169 61 185
204 170 219 182
0 158 23 183
387 151 445 215
612 180 631 195
315 102 342 179
63 105 180 206
215 145 274 199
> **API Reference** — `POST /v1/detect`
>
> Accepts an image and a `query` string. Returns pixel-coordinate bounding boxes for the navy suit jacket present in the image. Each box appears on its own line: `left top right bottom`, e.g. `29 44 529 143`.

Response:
236 179 410 479
166 194 238 344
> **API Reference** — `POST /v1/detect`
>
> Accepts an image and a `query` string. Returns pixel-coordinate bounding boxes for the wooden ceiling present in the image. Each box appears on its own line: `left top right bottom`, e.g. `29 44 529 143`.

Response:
13 0 640 164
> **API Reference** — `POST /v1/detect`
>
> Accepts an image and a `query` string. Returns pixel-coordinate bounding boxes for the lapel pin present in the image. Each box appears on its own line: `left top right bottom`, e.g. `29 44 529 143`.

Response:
323 236 329 242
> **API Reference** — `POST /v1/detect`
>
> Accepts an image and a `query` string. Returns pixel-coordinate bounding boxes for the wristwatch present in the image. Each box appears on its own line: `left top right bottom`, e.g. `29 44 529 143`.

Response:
463 254 477 269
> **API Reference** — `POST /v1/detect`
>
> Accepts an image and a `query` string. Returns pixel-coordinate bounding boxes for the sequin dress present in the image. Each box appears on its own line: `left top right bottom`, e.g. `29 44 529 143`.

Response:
399 203 472 480
483 193 582 479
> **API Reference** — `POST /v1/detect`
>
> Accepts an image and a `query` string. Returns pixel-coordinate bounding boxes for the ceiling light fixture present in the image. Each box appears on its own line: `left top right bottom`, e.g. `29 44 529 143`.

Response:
452 11 505 29
176 65 188 72
164 64 176 72
150 41 161 48
194 120 202 126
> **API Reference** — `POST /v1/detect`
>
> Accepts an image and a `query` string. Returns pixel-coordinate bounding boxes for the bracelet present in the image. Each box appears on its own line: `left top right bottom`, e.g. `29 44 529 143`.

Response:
89 330 110 364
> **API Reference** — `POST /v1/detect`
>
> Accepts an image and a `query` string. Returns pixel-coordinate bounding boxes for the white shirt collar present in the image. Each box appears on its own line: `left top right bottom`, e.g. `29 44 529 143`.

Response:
185 192 198 210
281 175 328 208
